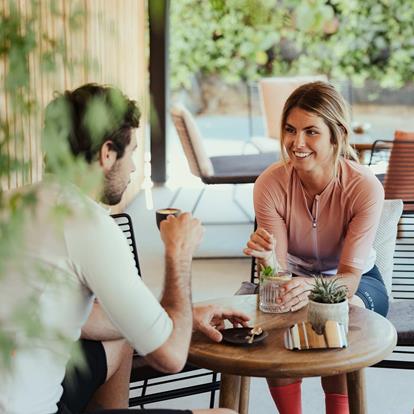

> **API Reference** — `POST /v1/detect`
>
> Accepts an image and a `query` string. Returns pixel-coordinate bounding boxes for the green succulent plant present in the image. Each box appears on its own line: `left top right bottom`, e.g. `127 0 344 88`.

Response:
308 276 348 304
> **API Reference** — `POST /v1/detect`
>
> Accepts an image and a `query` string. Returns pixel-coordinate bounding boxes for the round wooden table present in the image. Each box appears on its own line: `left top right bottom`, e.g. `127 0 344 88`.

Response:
189 295 397 414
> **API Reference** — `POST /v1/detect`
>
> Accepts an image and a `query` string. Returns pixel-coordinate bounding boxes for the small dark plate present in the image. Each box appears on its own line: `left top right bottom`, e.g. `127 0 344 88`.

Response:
222 327 268 346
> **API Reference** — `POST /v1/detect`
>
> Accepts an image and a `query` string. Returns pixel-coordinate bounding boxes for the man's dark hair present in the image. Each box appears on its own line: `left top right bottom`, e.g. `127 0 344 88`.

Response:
44 83 141 164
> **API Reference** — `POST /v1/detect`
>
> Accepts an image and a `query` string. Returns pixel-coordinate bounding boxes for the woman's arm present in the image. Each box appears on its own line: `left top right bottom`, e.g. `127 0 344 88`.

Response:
244 169 289 269
278 265 361 313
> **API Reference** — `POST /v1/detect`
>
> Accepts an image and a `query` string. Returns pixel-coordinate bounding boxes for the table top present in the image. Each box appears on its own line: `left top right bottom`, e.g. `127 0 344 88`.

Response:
189 295 397 378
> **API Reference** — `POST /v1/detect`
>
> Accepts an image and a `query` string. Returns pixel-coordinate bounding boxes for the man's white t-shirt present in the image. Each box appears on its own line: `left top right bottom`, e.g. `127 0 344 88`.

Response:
0 183 173 414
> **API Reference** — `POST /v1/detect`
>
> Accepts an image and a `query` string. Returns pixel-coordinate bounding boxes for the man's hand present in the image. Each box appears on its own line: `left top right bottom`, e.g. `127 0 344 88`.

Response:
193 304 250 342
160 213 204 258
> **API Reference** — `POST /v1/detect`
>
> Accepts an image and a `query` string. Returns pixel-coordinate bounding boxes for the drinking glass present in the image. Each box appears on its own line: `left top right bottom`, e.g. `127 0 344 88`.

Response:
259 270 292 313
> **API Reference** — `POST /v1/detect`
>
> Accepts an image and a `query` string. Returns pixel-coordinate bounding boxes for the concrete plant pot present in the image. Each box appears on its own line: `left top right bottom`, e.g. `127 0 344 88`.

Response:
307 299 349 335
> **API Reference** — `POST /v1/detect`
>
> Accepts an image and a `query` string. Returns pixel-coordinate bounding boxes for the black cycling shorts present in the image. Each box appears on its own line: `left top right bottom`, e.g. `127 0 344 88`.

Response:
57 339 108 414
355 265 389 317
57 339 193 414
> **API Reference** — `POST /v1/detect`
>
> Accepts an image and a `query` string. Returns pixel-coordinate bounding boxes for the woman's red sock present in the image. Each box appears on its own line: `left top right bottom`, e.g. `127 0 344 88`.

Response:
268 381 302 414
325 393 349 414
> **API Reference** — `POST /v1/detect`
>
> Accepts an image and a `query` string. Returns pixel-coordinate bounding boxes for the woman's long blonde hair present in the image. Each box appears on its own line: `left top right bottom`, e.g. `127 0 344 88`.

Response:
279 81 359 174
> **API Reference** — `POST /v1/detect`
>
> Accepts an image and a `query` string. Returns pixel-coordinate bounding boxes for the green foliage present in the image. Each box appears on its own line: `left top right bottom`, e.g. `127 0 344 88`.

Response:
0 0 96 370
259 264 275 282
309 276 348 304
170 0 414 90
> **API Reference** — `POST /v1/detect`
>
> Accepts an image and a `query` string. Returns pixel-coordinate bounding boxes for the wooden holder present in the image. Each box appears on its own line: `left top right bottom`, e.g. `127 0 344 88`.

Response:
284 320 348 350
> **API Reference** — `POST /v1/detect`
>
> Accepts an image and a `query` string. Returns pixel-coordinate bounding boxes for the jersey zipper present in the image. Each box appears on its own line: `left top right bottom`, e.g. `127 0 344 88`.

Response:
311 195 321 271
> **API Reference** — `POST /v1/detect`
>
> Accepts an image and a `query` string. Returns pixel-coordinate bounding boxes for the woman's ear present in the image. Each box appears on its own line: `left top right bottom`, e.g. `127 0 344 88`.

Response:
99 140 117 172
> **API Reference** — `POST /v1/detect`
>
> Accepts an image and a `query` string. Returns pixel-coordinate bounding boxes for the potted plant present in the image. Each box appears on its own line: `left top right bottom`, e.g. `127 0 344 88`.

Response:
307 276 349 334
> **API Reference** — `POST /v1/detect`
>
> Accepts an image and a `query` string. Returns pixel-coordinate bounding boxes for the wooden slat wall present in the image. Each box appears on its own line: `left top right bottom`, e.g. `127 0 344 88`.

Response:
1 0 148 211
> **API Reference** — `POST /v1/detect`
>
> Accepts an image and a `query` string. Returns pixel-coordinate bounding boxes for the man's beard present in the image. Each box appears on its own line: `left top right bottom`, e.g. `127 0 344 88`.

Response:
101 161 125 205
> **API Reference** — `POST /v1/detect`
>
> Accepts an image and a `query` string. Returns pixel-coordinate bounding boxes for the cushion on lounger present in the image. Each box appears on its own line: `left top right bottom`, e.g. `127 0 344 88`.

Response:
373 199 403 298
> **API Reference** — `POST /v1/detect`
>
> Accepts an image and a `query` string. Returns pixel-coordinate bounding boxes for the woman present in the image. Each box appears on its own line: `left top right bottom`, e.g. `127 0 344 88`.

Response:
244 82 388 414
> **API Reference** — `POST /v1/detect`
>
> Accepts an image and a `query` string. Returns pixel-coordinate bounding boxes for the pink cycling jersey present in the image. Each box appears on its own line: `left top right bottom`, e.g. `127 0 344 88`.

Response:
254 158 384 276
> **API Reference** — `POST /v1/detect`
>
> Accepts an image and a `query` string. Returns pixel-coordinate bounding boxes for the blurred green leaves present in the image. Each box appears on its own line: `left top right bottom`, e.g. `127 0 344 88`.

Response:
0 0 99 370
170 0 414 90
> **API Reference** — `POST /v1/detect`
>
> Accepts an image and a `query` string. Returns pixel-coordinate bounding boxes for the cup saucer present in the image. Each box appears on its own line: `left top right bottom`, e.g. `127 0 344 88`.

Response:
222 327 268 346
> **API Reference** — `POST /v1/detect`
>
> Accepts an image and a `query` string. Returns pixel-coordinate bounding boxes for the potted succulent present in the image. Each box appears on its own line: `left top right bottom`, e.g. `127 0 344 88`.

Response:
307 276 349 334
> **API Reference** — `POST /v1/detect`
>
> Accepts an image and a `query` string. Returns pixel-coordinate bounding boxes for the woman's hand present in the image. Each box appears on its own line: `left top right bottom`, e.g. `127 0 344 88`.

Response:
279 277 314 312
243 227 274 267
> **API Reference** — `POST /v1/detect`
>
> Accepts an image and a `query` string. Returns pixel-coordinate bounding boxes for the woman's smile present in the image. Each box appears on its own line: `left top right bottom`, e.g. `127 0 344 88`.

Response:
293 151 313 159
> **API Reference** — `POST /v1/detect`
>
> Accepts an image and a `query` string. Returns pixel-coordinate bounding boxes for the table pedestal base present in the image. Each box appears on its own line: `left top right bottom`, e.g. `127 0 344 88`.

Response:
347 369 366 414
219 374 250 414
219 370 366 414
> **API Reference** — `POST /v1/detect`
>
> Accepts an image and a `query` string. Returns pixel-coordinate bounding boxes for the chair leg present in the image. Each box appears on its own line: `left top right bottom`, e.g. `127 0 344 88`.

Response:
232 185 254 223
209 372 218 408
139 379 148 409
192 187 206 215
168 187 182 208
192 185 253 225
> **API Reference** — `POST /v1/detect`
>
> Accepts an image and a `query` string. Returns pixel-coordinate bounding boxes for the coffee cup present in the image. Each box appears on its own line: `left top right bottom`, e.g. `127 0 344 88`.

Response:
156 208 181 229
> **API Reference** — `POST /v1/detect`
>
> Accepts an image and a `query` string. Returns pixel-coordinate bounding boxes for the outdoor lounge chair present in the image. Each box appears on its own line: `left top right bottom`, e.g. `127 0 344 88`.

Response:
170 104 278 223
368 133 414 369
248 75 327 153
111 213 219 408
373 201 414 370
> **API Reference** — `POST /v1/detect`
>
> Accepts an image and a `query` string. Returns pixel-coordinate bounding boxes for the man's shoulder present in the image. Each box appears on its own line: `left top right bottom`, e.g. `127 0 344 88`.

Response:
34 181 115 234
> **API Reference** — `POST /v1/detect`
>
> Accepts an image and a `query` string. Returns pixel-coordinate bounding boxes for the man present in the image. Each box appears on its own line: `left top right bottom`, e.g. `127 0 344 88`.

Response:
0 84 248 414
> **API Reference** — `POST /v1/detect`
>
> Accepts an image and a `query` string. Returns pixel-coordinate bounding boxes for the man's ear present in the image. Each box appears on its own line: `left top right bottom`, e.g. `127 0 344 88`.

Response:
99 140 117 172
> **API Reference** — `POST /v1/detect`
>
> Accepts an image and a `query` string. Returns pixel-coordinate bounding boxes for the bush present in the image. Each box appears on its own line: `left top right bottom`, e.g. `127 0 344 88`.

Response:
170 0 414 90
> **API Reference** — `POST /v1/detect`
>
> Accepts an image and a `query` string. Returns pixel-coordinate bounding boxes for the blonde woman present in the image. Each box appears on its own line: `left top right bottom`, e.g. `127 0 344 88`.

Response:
244 82 388 414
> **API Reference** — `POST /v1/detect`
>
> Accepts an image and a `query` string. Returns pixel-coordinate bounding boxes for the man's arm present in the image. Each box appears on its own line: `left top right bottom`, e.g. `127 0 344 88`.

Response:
143 213 203 373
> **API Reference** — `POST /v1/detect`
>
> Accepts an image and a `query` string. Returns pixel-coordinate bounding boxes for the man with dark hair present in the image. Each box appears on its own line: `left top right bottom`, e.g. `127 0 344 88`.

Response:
0 84 248 414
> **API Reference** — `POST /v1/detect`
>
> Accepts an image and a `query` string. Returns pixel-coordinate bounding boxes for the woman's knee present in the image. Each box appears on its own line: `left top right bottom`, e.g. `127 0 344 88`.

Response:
193 409 237 414
349 295 365 308
321 374 347 394
267 377 302 387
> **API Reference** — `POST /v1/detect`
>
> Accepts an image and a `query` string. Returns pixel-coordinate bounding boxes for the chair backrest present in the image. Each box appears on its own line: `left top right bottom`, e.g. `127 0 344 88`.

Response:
111 213 141 276
392 206 414 301
259 75 328 140
170 104 214 178
383 133 414 209
368 139 393 167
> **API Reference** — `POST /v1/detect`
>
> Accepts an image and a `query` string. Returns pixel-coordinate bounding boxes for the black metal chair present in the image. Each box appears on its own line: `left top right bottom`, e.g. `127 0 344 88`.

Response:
373 203 414 369
111 213 219 408
170 104 279 223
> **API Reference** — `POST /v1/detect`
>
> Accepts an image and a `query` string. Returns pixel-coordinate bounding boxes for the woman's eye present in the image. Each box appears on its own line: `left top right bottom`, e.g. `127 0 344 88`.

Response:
285 126 295 134
306 130 318 136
